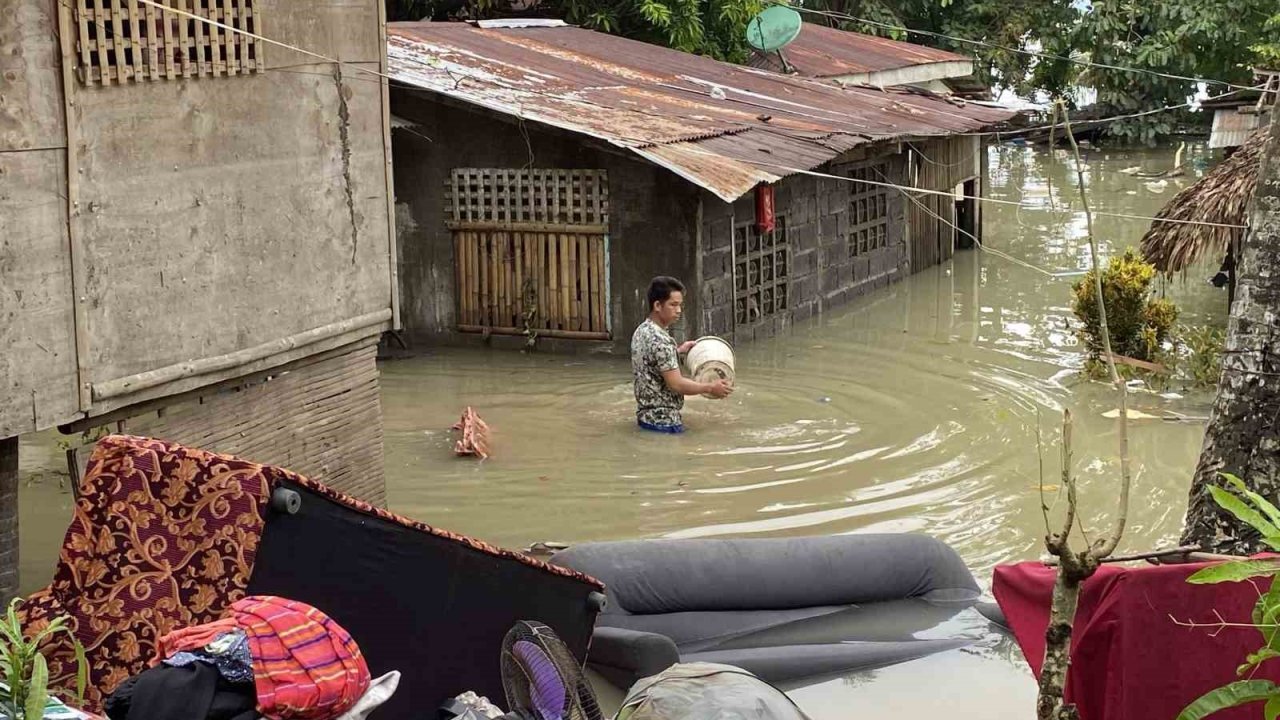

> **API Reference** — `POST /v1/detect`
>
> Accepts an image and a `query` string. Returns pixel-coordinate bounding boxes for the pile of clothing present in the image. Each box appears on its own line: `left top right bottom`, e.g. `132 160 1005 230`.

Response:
0 682 99 720
105 596 399 720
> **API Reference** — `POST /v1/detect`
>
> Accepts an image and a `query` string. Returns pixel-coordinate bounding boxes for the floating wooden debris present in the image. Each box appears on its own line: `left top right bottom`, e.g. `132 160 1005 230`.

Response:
1102 408 1160 420
451 407 491 459
1106 352 1170 375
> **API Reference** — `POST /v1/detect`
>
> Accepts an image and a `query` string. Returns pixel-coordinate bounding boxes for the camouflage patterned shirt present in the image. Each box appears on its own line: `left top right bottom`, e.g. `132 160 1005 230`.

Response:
631 319 684 428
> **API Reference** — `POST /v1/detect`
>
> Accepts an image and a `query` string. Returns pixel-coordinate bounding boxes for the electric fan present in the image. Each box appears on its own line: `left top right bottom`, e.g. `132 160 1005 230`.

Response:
499 621 603 720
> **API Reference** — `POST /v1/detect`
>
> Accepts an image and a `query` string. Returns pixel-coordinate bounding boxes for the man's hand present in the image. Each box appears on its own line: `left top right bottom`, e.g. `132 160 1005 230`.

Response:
677 340 697 355
704 378 734 399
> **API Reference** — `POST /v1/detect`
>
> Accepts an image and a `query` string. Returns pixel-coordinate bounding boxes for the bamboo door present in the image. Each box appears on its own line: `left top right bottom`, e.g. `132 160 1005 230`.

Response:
447 168 610 340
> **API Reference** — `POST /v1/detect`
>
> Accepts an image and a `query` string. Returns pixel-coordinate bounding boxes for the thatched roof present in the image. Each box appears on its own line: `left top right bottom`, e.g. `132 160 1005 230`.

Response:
1139 131 1264 274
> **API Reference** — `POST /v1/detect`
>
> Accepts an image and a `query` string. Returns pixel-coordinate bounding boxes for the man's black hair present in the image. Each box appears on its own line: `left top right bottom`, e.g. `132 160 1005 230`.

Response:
647 276 685 311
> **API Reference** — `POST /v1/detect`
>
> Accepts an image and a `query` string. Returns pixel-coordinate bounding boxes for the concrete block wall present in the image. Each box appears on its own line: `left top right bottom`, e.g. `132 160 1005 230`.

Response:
699 146 911 344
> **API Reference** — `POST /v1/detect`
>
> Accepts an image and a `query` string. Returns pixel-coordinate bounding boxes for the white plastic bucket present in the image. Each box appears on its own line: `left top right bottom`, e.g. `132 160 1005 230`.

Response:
685 336 736 398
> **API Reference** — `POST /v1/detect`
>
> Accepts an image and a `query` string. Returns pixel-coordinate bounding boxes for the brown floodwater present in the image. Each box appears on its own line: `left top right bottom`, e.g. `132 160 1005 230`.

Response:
17 142 1228 716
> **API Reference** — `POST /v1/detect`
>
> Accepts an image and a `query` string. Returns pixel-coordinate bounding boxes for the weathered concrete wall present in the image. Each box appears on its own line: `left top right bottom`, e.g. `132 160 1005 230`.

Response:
390 92 701 353
699 148 910 344
75 67 391 374
2 0 397 436
1 1 80 439
71 37 393 401
0 0 64 150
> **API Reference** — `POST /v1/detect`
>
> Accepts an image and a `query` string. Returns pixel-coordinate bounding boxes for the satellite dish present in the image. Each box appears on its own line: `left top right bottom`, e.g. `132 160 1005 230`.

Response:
746 5 803 53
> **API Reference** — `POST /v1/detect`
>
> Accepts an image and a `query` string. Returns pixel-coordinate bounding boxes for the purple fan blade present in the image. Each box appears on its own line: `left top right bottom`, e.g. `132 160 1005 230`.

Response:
513 639 568 720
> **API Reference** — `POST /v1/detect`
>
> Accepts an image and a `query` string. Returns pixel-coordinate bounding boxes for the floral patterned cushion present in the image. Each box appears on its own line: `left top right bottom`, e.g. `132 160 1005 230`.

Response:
20 435 294 710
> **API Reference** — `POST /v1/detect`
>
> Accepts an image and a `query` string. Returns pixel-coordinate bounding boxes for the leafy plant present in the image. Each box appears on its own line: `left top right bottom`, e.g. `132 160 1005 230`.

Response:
1078 0 1280 146
0 600 87 720
1255 12 1280 68
1179 474 1280 720
1174 324 1226 390
1072 249 1178 377
539 0 765 61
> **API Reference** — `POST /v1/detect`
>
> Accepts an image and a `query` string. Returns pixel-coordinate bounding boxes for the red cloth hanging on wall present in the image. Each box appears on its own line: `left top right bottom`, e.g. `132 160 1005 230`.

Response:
994 560 1280 720
756 185 775 233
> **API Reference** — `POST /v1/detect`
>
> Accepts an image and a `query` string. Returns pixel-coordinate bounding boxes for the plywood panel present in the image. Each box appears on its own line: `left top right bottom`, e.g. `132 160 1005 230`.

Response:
0 151 80 437
257 0 381 68
71 61 392 386
0 0 66 152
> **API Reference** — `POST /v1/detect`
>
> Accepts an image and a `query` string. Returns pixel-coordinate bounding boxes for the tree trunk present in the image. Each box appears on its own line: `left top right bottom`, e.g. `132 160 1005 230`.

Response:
1183 102 1280 554
1037 550 1094 720
0 436 18 604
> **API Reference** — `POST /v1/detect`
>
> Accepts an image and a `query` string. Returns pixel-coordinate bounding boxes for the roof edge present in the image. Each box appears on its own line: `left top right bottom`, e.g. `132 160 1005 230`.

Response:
822 60 975 87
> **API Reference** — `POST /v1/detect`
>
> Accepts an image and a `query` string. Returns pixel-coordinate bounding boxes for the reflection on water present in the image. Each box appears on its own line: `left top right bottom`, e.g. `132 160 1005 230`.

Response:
17 142 1230 716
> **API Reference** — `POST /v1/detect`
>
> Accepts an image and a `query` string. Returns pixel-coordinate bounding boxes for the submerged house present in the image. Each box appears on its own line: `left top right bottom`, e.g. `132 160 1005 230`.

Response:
1201 70 1278 152
387 20 1016 352
746 23 998 256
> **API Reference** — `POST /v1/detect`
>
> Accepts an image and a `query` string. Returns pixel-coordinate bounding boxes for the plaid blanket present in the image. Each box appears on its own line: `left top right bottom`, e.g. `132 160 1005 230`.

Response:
231 596 370 720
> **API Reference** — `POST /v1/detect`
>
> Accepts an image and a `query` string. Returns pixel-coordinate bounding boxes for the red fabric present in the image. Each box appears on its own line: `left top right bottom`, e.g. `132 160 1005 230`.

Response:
994 561 1280 720
232 596 370 720
151 618 240 664
755 184 775 232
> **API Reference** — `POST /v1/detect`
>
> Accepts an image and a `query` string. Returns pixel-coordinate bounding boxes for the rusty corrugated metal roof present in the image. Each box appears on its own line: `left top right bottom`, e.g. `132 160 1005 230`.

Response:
387 22 1015 200
1210 109 1265 149
745 23 971 80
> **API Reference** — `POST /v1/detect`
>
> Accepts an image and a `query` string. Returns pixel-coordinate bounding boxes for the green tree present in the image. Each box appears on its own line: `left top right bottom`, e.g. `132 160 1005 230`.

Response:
800 0 1081 101
543 0 765 61
1078 1 1277 145
385 0 766 61
802 0 1280 144
1254 11 1280 69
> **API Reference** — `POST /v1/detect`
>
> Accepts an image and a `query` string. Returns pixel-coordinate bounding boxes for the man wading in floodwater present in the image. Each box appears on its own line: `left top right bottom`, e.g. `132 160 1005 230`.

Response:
632 276 733 433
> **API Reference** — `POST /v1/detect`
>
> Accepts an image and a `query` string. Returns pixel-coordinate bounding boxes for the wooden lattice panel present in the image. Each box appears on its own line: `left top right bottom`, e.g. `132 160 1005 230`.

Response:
71 0 264 85
447 169 609 227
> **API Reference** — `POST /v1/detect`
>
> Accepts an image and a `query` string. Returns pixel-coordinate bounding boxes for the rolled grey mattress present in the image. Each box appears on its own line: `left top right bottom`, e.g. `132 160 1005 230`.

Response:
553 534 985 687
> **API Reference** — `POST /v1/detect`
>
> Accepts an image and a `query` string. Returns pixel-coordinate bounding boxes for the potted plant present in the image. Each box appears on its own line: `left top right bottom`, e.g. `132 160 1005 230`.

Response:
0 599 86 720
